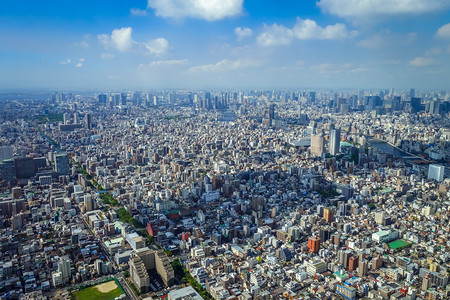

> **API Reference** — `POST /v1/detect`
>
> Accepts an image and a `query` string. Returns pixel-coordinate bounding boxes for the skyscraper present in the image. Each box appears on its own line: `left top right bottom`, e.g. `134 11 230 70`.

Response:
311 135 325 157
55 154 70 176
98 94 107 104
329 125 341 156
85 113 93 130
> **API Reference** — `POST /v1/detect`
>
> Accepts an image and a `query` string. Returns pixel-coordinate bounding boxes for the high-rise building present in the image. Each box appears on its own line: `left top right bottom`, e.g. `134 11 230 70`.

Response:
0 146 13 161
323 207 334 223
269 104 276 120
428 164 444 182
85 113 93 130
348 256 359 272
311 135 325 157
84 194 93 211
329 126 341 156
63 113 70 125
14 157 35 179
410 97 422 113
308 237 320 254
73 112 80 124
55 154 70 176
57 257 71 284
358 260 368 277
0 159 15 184
98 94 107 104
309 91 316 102
121 93 127 105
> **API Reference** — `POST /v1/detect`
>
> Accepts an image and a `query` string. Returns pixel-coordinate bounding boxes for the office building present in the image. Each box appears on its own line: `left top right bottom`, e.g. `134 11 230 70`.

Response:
329 126 341 156
428 164 444 182
55 154 70 176
323 207 334 223
308 237 320 254
0 146 13 161
311 135 325 157
85 113 93 130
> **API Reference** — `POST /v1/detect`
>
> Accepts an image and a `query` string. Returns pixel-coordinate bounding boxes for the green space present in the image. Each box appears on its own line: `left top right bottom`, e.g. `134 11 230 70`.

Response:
74 281 123 300
35 113 63 123
117 207 144 228
100 192 120 206
171 259 212 300
388 239 412 250
318 188 340 198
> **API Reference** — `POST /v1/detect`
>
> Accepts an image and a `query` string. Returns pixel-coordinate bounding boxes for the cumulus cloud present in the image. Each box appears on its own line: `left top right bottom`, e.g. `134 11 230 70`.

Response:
293 18 357 40
131 8 148 16
59 58 71 65
98 27 170 55
409 57 435 67
436 23 450 38
145 38 170 55
318 0 449 20
235 27 253 40
257 18 356 47
189 59 262 73
257 23 293 47
147 0 243 21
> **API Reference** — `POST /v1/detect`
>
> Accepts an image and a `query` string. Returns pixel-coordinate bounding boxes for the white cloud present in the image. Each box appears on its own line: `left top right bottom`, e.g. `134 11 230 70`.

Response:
139 59 188 68
257 18 356 47
318 0 449 20
100 53 115 59
310 63 369 74
111 27 134 52
131 8 148 16
76 58 84 68
59 58 71 65
257 23 293 46
189 59 262 73
436 23 450 38
145 38 170 55
98 27 170 55
358 34 385 48
235 27 253 40
409 57 435 67
293 18 357 40
147 0 243 21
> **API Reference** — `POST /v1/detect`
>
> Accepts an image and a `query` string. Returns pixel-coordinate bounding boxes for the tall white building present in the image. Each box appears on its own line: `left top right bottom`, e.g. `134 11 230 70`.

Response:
57 257 71 284
329 126 341 156
428 164 445 182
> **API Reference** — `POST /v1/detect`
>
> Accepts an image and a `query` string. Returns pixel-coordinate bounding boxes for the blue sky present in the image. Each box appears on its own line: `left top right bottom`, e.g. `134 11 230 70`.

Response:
1 0 450 90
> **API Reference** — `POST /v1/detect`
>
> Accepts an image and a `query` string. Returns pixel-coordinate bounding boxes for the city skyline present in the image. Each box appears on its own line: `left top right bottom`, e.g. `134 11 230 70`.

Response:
1 0 450 90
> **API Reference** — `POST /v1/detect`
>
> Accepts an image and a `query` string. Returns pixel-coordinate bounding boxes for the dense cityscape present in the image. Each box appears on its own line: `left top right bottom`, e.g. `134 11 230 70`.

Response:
0 89 449 300
2 0 450 300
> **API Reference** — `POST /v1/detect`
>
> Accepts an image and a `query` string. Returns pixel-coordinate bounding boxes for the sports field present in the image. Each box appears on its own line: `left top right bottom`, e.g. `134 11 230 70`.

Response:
74 280 124 300
388 239 412 250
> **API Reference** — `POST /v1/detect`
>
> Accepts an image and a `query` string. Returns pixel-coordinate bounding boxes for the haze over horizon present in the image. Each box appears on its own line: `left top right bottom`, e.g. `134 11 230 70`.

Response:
1 0 450 90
